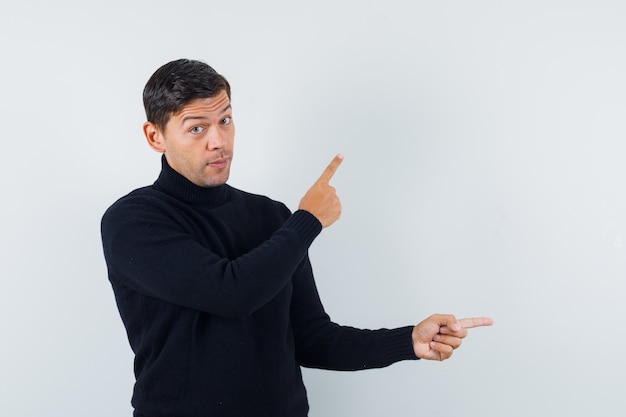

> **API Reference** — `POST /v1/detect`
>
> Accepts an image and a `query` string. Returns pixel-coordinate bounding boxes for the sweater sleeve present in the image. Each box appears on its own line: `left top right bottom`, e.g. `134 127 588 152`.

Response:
101 194 322 318
290 257 418 371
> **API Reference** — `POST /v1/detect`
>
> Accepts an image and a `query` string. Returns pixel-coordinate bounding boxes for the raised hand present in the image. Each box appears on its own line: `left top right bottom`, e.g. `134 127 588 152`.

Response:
299 154 344 228
412 314 493 361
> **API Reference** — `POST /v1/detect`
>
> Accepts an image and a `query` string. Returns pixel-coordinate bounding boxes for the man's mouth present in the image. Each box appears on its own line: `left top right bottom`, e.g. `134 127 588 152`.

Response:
208 158 229 169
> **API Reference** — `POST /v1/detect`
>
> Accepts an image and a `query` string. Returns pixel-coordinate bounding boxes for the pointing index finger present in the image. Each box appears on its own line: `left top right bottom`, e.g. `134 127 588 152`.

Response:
458 317 494 329
317 153 344 184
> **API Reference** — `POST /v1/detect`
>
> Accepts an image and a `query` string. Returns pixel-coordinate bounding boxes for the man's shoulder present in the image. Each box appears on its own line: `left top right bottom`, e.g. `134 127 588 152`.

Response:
105 185 161 209
101 185 168 225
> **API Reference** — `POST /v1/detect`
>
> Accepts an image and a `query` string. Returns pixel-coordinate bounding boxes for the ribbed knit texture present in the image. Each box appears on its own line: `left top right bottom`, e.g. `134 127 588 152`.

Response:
101 157 417 417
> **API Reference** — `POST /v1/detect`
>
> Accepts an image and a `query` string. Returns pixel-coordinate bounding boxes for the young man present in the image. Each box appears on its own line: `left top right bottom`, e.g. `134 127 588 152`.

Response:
101 58 493 417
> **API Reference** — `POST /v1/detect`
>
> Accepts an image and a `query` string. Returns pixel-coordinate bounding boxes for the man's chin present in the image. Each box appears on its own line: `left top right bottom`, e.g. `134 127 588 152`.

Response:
201 173 230 188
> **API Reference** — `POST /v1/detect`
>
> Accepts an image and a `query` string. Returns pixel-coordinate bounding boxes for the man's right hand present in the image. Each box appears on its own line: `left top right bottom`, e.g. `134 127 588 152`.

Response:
298 154 344 228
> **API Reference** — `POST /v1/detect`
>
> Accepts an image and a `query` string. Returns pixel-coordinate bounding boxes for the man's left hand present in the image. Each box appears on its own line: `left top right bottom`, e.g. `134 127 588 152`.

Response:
412 314 494 361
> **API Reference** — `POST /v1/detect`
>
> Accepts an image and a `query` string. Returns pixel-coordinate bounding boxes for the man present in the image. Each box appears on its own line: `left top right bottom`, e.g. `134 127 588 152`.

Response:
101 58 493 417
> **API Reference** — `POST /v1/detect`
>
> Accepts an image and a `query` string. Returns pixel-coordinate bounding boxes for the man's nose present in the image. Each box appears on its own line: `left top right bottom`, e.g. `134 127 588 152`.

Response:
206 127 226 150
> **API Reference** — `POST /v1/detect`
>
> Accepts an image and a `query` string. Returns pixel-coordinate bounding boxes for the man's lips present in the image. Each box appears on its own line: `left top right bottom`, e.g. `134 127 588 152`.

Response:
208 158 229 169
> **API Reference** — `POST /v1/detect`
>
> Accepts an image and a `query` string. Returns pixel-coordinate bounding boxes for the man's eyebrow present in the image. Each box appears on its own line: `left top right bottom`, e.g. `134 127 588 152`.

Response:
181 104 232 124
181 115 208 123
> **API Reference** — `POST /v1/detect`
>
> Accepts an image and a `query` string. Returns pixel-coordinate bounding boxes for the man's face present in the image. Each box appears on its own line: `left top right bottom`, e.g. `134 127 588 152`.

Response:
145 89 235 187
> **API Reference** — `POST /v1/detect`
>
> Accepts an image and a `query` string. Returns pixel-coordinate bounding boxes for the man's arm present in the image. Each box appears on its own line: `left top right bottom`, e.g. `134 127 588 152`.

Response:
102 203 320 317
101 155 345 318
289 254 494 369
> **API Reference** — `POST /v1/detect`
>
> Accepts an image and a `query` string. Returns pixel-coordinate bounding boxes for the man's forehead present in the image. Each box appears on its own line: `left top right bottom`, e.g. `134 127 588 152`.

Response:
175 92 231 119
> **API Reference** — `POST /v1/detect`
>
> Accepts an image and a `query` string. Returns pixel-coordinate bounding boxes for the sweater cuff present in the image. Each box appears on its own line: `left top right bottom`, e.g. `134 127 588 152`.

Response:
381 326 420 363
282 210 323 247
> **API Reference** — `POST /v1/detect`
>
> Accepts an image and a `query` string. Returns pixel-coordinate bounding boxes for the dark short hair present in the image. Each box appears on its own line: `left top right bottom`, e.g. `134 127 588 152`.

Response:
143 59 231 131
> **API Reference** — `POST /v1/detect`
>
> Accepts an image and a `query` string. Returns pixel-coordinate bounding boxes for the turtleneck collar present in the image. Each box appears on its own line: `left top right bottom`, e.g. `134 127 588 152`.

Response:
152 155 230 206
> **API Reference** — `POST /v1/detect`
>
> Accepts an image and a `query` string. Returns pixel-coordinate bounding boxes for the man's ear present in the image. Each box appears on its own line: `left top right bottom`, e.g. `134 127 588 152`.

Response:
144 122 166 153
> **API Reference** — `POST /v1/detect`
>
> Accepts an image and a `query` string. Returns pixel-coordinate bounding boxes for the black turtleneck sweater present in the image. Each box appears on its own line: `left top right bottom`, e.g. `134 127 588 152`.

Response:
101 157 417 417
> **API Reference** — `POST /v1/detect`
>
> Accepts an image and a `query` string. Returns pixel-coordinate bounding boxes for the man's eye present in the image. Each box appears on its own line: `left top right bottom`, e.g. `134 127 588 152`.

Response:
190 126 204 134
222 117 231 125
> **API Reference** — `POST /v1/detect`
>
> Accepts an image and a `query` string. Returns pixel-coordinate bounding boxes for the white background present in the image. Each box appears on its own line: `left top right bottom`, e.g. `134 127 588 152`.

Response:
1 1 625 416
